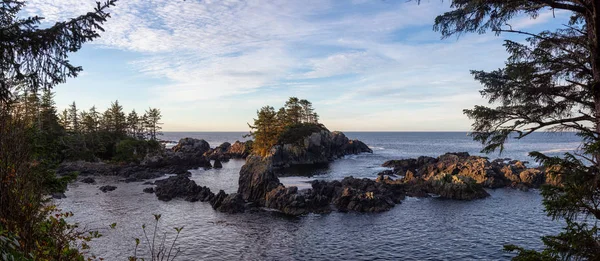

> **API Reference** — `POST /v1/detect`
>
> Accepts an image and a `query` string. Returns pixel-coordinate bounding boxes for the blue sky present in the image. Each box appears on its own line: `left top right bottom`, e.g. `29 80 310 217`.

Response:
23 0 568 131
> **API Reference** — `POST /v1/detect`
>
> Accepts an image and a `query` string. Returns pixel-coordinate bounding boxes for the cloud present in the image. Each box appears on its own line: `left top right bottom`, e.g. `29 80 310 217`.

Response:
22 0 526 130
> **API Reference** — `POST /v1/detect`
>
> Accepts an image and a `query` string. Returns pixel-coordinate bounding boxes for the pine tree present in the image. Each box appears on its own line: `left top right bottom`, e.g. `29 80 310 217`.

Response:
0 0 117 256
145 108 162 140
127 109 139 138
248 106 279 156
432 0 600 259
284 97 302 125
68 101 79 133
59 109 70 130
108 100 126 136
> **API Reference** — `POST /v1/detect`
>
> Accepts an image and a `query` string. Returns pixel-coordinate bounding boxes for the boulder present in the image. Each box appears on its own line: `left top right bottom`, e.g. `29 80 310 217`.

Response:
99 185 117 193
519 169 544 188
143 187 155 193
211 191 245 214
213 159 223 169
172 138 210 154
154 175 214 202
428 175 490 200
81 177 96 184
227 141 252 159
265 186 309 216
237 156 281 205
51 192 66 199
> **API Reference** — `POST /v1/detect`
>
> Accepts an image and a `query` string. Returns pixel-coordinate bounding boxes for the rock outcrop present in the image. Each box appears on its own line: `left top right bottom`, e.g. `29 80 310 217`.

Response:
99 185 117 193
154 175 214 202
383 152 558 191
237 156 281 205
81 177 96 184
57 138 214 181
142 138 212 171
270 130 372 168
227 141 252 159
152 175 245 213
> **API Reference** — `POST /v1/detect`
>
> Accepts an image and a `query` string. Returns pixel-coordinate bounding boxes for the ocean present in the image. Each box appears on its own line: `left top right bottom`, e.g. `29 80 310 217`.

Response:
57 132 580 260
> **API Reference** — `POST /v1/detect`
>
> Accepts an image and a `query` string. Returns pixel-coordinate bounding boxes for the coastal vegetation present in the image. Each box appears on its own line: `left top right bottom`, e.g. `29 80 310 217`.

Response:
434 0 600 259
247 97 322 156
0 0 122 259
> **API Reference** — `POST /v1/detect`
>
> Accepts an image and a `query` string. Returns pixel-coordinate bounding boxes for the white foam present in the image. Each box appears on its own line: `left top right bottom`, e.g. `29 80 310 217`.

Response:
539 148 577 153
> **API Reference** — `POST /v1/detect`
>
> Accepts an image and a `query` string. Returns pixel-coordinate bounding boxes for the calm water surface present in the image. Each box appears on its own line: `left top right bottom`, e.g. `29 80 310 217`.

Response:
58 132 580 260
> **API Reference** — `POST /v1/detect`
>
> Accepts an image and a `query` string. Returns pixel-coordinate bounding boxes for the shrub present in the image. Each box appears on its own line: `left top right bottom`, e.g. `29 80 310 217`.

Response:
277 123 328 146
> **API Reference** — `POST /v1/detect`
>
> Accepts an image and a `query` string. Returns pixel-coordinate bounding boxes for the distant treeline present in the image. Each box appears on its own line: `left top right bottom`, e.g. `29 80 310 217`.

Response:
12 89 163 162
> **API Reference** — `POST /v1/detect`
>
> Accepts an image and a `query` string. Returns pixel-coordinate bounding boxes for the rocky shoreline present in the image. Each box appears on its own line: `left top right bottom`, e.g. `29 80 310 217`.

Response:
57 130 562 217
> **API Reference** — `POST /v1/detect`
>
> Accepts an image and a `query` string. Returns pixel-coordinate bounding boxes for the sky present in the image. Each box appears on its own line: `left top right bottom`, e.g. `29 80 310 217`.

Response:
22 0 569 131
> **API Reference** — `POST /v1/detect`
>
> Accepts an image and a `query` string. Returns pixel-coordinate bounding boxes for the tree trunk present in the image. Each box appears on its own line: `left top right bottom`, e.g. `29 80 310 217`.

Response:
590 1 600 165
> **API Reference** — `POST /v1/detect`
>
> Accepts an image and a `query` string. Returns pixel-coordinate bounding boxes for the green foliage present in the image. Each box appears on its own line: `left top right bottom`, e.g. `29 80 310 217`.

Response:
0 0 117 260
277 123 328 145
114 139 162 163
0 0 117 103
434 0 600 259
248 97 321 156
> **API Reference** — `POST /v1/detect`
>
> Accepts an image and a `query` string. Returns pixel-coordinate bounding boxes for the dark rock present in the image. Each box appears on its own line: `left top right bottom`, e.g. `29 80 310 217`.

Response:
172 138 210 154
81 177 96 184
237 156 281 205
154 175 214 202
143 187 155 193
99 185 117 193
269 130 372 169
52 192 66 199
213 159 223 169
211 191 245 213
265 186 309 216
210 190 228 209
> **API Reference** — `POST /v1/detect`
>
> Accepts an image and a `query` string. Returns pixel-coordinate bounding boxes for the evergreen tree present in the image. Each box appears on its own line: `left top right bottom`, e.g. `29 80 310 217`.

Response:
145 108 162 140
432 0 600 259
284 97 302 125
109 100 126 136
0 0 117 257
58 109 70 130
68 101 79 133
248 106 279 157
127 109 139 138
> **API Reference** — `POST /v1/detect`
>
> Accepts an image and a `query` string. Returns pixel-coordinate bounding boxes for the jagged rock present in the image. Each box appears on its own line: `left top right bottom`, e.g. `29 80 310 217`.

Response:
99 185 117 193
227 141 252 159
384 152 552 190
154 175 214 202
81 177 96 184
237 156 281 205
172 138 210 154
143 187 155 193
429 175 490 200
213 159 223 169
265 186 309 216
211 191 245 213
269 130 372 168
519 169 544 188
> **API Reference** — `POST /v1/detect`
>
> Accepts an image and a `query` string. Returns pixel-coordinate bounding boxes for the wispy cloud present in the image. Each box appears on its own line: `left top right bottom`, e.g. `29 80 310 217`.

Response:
22 0 561 130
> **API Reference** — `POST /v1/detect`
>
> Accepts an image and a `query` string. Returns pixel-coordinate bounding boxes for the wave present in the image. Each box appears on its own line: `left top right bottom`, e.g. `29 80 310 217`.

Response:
538 148 577 153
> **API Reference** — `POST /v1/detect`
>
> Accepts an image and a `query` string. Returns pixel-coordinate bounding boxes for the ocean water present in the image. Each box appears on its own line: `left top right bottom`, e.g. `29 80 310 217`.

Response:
57 132 580 260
